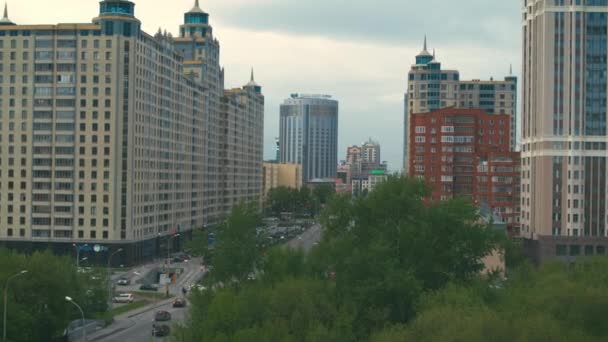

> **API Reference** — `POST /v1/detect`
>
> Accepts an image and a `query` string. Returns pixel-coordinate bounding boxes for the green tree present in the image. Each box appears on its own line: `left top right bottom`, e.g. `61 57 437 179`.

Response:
211 203 261 284
0 249 108 342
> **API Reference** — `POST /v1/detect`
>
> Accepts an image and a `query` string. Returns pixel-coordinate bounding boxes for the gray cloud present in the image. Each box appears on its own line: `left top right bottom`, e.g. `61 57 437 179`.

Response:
211 0 520 49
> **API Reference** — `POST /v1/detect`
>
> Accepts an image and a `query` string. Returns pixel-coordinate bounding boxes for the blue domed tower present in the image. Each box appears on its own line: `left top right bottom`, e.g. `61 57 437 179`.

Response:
180 0 212 39
415 36 433 65
93 0 141 37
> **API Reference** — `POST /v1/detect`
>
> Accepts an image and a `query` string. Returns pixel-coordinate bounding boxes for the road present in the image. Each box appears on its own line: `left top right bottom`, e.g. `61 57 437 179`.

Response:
90 258 206 342
90 225 322 342
286 223 322 252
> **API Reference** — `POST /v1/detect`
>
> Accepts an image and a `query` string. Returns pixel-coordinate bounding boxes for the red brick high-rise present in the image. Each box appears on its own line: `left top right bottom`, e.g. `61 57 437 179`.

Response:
409 107 520 235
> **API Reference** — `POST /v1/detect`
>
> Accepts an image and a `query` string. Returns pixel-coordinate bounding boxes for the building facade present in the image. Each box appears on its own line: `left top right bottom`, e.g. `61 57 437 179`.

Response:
409 108 520 233
0 0 264 263
521 0 608 263
262 162 302 199
403 38 517 172
279 94 338 182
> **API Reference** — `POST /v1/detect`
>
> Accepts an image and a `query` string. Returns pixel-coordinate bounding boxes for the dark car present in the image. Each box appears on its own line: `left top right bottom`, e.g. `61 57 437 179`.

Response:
139 284 158 291
172 298 187 308
152 324 170 337
154 310 171 322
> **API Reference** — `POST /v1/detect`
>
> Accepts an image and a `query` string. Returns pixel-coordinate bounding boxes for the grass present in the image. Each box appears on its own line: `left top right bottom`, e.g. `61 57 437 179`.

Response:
110 300 149 316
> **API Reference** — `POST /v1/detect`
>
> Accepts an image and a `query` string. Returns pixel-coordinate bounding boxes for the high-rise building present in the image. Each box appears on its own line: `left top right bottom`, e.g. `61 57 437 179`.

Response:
0 0 264 263
361 139 381 164
279 94 338 182
409 108 520 233
522 0 608 262
403 38 517 172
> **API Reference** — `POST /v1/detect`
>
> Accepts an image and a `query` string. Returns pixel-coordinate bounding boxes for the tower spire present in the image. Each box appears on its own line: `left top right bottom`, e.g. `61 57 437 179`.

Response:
509 64 513 75
195 0 200 8
250 68 254 82
424 35 427 51
3 3 7 20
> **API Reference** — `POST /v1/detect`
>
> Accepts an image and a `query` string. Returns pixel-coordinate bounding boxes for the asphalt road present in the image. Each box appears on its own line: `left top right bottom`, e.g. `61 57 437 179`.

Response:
90 258 206 342
90 226 323 342
286 223 322 252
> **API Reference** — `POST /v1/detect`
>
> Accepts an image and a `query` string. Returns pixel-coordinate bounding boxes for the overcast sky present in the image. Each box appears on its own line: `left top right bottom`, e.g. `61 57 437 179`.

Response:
12 0 521 171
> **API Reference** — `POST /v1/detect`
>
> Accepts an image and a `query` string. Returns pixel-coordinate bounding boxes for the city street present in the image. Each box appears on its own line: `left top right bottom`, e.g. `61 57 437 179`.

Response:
89 258 206 342
286 223 322 252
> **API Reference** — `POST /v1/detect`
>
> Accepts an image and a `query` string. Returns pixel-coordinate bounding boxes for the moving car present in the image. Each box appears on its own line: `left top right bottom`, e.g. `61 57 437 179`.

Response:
152 324 170 337
117 278 130 286
154 310 171 322
139 284 158 291
172 298 187 308
113 293 134 303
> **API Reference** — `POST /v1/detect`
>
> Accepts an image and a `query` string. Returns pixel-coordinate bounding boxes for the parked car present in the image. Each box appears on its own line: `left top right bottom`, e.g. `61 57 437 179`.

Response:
117 278 130 286
113 293 134 303
139 284 158 291
152 324 170 337
172 298 187 308
154 310 171 322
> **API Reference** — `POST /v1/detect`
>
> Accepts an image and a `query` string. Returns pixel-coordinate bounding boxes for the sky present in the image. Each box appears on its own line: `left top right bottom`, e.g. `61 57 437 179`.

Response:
11 0 522 171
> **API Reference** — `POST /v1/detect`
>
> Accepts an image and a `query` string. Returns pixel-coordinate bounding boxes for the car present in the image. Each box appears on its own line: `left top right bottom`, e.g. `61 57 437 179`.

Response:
152 324 170 337
117 278 130 286
139 284 158 291
113 293 134 303
154 310 172 322
172 298 187 308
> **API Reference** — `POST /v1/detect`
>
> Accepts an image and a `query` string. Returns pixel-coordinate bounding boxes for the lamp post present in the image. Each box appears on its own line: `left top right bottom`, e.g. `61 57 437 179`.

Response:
106 249 123 310
65 296 86 342
3 270 27 341
73 244 88 268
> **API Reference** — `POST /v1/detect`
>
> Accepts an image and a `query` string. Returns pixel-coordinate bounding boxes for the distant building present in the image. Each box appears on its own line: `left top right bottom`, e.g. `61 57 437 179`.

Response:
342 139 387 195
352 172 388 197
403 37 517 172
279 94 339 182
262 163 302 198
409 108 520 234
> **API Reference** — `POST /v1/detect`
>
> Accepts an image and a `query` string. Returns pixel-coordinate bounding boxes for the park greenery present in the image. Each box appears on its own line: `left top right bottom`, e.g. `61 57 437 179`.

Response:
0 249 109 342
176 176 608 341
264 185 335 217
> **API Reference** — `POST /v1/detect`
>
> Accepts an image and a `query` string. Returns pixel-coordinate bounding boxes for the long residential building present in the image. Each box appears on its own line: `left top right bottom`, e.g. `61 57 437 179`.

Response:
522 0 608 263
0 0 264 264
403 38 517 172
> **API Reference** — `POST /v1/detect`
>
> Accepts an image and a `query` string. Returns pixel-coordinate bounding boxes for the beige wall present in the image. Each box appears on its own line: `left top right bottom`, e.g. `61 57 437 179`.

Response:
263 163 302 198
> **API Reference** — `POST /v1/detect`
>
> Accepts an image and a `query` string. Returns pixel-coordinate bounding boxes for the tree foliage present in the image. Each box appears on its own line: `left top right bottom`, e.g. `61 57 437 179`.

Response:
0 249 107 342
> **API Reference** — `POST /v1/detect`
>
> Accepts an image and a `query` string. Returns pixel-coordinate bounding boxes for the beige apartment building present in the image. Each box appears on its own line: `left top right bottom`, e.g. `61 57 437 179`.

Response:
521 0 608 263
262 163 302 199
0 0 264 263
403 39 517 172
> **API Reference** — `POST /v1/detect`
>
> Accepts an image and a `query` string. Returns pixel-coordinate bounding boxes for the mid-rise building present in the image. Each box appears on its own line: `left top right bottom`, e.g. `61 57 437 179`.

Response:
403 38 517 172
0 0 264 263
279 94 338 182
262 162 302 199
409 108 520 233
521 0 608 262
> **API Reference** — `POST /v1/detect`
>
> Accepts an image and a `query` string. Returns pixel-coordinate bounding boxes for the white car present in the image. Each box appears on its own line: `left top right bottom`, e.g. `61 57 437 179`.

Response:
113 293 134 303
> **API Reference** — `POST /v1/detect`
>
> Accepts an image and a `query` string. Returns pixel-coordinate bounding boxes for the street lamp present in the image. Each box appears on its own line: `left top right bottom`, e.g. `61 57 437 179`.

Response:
3 270 27 341
106 249 123 310
65 296 86 342
73 244 88 268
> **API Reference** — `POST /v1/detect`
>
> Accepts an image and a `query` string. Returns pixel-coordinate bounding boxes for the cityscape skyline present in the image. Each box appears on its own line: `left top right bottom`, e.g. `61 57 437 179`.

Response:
6 0 523 171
